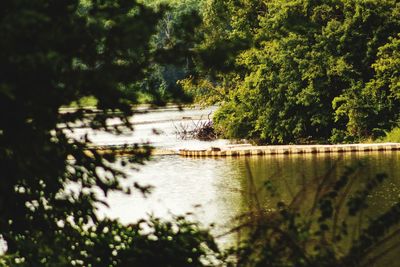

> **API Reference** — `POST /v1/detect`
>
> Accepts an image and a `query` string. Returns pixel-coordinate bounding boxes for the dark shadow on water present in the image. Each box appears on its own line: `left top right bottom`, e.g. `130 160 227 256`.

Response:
220 152 400 266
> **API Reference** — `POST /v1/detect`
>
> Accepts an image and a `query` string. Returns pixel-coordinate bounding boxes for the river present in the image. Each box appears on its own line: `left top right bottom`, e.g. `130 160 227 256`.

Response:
70 106 400 264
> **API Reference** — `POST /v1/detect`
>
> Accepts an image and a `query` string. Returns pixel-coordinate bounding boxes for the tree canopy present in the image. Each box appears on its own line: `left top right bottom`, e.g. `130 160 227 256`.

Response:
190 0 400 144
1 0 400 266
0 0 217 265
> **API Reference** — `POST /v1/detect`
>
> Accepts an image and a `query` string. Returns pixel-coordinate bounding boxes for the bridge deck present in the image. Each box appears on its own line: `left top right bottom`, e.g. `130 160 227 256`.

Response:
179 143 400 157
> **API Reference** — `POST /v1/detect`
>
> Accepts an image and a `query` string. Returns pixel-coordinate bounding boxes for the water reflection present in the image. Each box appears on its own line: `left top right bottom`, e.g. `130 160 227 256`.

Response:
69 106 400 263
100 151 400 247
238 152 400 214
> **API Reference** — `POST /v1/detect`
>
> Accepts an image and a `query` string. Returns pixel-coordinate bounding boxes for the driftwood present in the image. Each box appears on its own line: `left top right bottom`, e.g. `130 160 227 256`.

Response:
173 112 218 141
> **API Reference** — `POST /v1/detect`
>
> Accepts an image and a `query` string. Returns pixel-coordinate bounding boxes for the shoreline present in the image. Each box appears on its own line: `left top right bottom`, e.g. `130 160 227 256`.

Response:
179 143 400 157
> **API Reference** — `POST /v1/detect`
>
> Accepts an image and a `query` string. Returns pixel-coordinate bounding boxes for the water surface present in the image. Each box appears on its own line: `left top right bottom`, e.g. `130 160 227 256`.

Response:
71 107 400 255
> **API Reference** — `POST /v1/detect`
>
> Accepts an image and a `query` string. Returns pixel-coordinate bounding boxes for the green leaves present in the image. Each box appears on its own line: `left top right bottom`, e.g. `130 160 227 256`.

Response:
200 0 400 143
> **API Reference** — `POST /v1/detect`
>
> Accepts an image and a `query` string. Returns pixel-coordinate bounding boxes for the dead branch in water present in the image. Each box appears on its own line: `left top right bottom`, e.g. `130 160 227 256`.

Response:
173 112 218 141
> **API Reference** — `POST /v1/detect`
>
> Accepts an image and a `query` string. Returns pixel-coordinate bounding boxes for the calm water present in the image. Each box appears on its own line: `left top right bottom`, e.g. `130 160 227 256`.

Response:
2 108 398 262
100 153 400 235
72 107 400 254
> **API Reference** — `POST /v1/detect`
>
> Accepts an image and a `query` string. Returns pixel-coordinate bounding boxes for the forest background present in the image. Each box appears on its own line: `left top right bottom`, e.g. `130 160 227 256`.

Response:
0 0 399 266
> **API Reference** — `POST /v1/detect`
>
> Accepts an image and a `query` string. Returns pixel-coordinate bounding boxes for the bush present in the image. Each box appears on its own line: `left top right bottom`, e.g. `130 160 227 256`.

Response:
196 0 400 144
380 127 400 143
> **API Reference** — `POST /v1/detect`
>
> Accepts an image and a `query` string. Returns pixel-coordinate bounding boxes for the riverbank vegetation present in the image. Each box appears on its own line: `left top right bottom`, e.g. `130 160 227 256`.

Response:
0 0 213 265
1 0 400 266
380 127 400 143
184 0 400 145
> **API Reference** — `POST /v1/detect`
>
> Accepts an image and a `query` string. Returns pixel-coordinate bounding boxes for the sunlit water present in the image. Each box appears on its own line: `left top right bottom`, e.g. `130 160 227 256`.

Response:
59 106 400 267
98 152 400 246
70 106 229 150
69 107 400 253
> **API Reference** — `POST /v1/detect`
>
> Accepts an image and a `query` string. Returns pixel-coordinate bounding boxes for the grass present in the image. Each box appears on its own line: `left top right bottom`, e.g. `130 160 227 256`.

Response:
379 127 400 143
65 93 160 108
66 96 98 108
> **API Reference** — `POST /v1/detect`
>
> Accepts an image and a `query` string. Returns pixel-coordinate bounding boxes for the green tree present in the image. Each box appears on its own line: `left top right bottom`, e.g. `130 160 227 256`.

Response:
195 0 400 143
133 0 202 105
0 0 218 265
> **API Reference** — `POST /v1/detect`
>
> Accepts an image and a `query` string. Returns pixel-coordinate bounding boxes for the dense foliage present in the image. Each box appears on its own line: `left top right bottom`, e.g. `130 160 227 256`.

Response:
190 0 400 144
1 0 400 266
0 0 218 265
134 0 201 105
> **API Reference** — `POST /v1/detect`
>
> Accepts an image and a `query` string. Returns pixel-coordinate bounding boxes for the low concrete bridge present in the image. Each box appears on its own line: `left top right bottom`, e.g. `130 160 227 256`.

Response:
179 143 400 157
